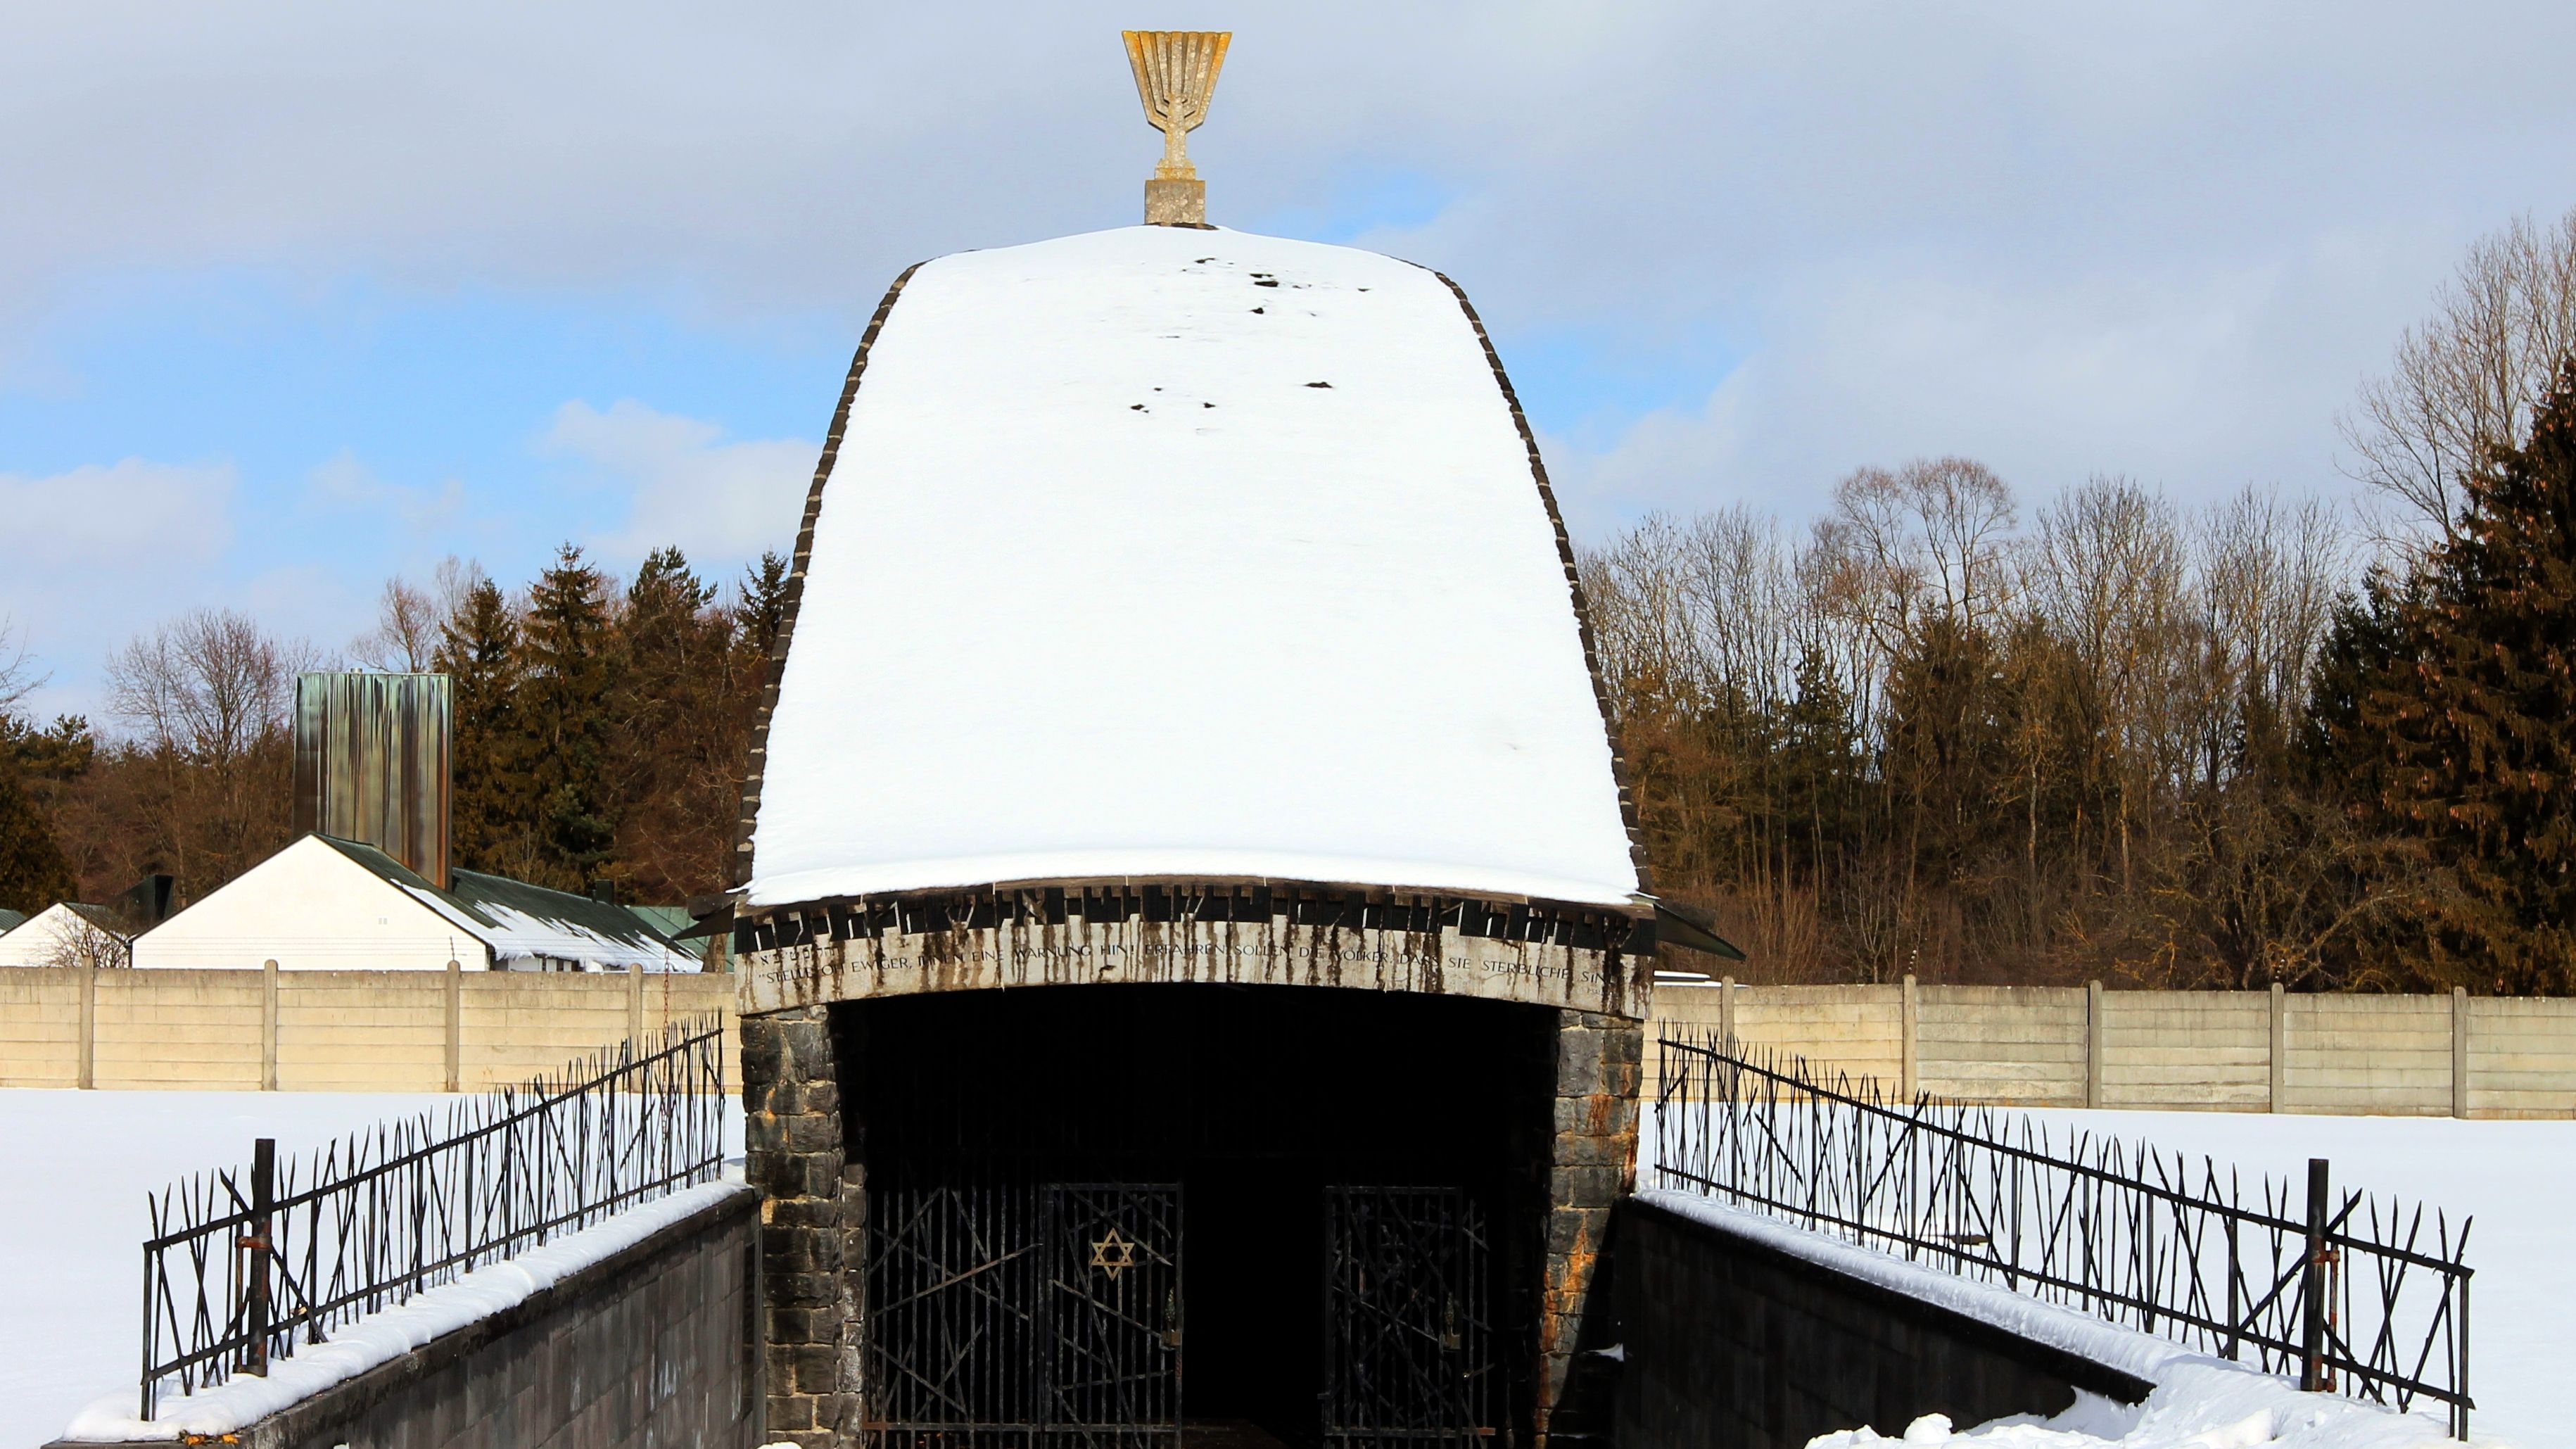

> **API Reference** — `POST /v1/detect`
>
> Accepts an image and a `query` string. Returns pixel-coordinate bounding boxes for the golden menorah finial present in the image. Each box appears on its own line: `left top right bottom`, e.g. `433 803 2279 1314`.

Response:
1123 30 1231 227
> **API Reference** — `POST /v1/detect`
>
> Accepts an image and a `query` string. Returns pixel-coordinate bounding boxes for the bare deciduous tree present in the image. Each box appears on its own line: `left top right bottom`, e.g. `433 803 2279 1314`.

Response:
1582 460 2368 989
350 558 483 673
0 616 42 716
30 911 131 969
102 610 315 894
2341 208 2576 555
1817 457 2018 668
108 610 307 766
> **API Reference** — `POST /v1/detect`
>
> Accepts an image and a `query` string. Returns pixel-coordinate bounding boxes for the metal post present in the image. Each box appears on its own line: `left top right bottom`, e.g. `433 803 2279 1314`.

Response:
2456 1271 2471 1439
2223 1214 2241 1360
2299 1156 2328 1392
246 1137 275 1377
628 960 645 1048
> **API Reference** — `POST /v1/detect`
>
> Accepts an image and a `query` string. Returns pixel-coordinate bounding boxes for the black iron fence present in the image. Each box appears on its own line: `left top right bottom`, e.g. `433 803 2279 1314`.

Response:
1654 1034 2473 1437
139 1018 728 1419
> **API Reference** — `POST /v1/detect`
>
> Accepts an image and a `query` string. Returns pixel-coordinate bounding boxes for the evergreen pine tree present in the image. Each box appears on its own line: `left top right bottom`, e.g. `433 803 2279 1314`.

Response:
0 726 75 913
738 550 791 667
2301 571 2414 788
611 548 727 898
514 545 617 892
433 575 531 877
2366 360 2576 992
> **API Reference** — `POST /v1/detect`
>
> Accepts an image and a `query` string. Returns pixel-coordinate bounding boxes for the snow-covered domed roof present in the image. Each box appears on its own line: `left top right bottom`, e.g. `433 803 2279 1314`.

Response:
741 225 1644 909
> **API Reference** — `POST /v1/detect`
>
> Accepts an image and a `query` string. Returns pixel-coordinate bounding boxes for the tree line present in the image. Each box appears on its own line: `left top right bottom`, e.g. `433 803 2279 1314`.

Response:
1583 212 2576 994
4 211 2572 992
0 546 787 914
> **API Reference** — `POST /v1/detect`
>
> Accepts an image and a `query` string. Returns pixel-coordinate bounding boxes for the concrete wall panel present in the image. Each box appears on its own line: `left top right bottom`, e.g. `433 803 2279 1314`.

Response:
2280 994 2451 1116
0 969 82 1087
92 969 264 1090
1917 987 2086 1106
2099 992 2269 1111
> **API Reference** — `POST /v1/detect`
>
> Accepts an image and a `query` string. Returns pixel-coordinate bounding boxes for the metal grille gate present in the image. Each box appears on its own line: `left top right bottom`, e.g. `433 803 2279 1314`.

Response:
863 1182 1183 1448
1321 1187 1497 1447
866 1182 1494 1446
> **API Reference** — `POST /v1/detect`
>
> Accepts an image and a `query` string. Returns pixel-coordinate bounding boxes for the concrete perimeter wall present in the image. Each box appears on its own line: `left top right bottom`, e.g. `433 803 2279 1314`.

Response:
1653 980 2576 1118
3 968 2571 1117
0 966 736 1092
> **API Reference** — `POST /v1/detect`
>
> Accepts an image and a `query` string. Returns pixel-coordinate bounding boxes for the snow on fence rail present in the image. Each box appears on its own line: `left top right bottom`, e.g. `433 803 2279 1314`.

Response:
137 1018 728 1419
1654 1034 2475 1436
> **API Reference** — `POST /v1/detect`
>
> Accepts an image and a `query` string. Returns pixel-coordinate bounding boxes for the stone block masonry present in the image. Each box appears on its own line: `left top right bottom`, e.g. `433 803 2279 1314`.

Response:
1535 1009 1640 1448
742 1005 856 1445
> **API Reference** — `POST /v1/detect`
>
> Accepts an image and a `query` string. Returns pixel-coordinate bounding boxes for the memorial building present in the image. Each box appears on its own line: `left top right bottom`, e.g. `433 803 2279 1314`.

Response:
735 33 1734 1448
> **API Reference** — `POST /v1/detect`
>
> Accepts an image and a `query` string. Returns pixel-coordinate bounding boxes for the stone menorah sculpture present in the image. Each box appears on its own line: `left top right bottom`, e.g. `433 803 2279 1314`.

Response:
1124 30 1231 226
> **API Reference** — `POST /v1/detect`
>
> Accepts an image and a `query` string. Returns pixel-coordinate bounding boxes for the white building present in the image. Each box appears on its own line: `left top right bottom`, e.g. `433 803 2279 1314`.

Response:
129 833 700 973
0 903 132 968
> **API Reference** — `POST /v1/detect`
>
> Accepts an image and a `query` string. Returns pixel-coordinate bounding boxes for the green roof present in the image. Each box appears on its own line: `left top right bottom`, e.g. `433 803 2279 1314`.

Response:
623 903 695 937
0 908 25 933
310 835 694 969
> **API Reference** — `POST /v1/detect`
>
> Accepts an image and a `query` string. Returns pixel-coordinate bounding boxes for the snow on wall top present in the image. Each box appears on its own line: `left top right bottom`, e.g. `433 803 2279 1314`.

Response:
747 225 1642 909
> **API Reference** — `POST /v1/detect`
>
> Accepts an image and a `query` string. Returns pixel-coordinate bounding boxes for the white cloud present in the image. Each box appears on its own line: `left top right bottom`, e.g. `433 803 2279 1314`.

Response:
0 460 236 716
4 1 2572 555
540 400 816 570
1539 224 2456 536
307 449 466 530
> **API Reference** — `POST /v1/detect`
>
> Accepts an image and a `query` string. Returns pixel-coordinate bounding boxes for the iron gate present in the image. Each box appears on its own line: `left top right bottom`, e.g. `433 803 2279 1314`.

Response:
863 1181 1183 1448
1322 1187 1497 1447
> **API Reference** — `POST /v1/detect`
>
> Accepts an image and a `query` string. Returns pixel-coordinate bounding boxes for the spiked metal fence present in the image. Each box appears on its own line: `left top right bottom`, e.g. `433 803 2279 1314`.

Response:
1654 1034 2474 1437
139 1018 728 1419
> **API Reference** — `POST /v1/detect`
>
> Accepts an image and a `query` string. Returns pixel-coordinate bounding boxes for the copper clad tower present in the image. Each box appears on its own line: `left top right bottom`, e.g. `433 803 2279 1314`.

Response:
291 671 454 889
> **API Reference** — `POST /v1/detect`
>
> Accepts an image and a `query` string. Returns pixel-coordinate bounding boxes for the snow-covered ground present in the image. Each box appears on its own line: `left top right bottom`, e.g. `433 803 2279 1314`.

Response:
59 1179 753 1442
1644 1106 2561 1449
2007 1110 2566 1449
1645 1191 2487 1449
0 1090 462 1448
4 1092 2560 1448
0 1089 742 1449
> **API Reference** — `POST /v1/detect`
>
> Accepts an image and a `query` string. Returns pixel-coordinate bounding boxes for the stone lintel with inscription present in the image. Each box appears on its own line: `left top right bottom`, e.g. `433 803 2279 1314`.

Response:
735 882 1654 1020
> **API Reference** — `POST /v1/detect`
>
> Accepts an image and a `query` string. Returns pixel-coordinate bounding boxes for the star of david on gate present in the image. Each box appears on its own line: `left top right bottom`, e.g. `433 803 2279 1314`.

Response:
1089 1227 1140 1279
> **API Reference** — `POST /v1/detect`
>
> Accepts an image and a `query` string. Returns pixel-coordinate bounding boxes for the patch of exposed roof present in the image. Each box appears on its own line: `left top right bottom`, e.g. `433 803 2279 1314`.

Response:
744 226 1644 909
315 835 699 972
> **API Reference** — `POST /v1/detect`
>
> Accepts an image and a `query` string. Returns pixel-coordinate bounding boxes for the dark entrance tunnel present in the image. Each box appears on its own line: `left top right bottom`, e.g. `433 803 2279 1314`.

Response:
836 983 1561 1446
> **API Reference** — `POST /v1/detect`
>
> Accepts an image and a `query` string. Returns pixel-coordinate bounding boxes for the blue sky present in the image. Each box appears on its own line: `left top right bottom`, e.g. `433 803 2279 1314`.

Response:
8 2 2576 719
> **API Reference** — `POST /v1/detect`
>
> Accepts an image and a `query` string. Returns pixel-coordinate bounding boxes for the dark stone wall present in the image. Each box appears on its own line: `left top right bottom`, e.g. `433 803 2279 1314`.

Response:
742 1004 858 1445
1613 1196 2152 1449
1535 1010 1641 1448
55 1186 763 1449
